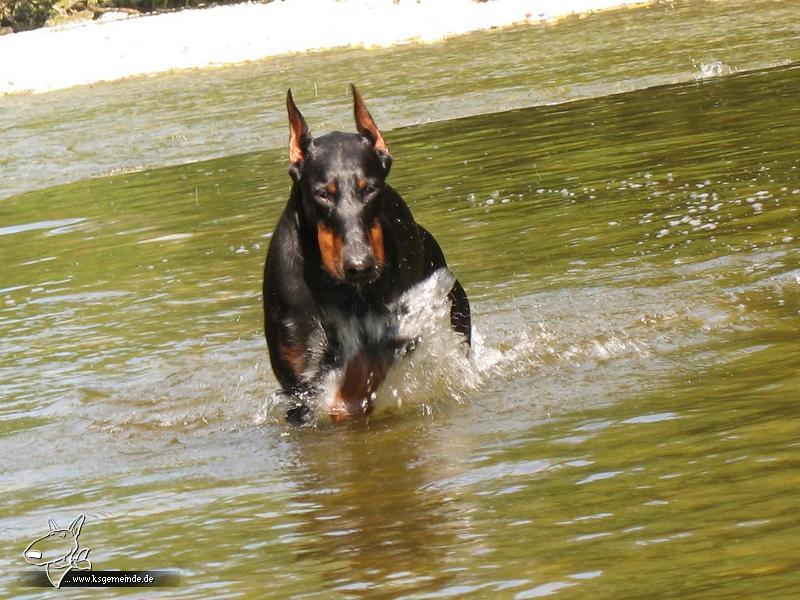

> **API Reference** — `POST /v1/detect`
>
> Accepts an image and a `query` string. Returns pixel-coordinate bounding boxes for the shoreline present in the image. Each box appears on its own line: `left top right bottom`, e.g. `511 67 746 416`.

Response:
0 0 653 96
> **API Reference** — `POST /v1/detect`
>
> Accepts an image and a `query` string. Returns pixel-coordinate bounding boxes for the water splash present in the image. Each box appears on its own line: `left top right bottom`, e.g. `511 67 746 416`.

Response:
286 270 668 425
90 267 754 433
312 268 474 421
695 59 734 79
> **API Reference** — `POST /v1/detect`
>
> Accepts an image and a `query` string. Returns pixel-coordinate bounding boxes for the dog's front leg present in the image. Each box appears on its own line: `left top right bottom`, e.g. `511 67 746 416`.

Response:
329 349 392 420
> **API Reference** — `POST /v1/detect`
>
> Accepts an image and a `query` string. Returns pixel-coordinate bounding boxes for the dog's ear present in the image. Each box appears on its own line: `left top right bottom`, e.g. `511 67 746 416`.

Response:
286 89 310 180
351 84 390 158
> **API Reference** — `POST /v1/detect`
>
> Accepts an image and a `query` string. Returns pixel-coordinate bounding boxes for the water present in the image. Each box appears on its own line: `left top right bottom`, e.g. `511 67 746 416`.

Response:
2 0 799 199
3 1 800 597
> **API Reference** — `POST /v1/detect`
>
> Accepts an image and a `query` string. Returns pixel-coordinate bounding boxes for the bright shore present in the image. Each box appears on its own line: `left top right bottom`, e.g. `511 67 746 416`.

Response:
0 0 651 96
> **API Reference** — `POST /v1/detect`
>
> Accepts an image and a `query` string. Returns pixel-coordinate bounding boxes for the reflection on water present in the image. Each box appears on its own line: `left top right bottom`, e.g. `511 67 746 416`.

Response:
2 41 800 600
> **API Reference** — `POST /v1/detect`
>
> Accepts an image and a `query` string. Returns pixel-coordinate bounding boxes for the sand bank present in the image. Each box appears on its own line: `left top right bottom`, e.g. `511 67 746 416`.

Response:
0 0 654 96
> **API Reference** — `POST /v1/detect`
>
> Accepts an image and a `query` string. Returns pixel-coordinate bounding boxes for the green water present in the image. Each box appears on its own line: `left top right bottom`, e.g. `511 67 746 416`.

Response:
2 0 798 199
3 2 800 598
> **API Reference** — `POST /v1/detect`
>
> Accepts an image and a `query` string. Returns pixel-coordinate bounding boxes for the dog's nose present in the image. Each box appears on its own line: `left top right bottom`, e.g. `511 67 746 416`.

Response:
343 254 376 282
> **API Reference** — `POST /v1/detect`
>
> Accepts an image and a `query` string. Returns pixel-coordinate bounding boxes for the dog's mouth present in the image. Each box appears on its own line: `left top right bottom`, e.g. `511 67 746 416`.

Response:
342 264 383 286
344 273 375 286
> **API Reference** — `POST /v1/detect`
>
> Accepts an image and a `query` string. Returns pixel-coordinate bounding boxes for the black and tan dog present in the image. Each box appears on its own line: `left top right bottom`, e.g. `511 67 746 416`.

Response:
263 85 470 421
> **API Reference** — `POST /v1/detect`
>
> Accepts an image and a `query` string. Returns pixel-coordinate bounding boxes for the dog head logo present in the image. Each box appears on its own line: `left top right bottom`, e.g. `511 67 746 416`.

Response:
24 515 92 588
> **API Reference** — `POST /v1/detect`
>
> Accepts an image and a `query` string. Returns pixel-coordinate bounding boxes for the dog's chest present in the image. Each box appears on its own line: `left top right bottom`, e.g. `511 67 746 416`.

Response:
320 306 397 358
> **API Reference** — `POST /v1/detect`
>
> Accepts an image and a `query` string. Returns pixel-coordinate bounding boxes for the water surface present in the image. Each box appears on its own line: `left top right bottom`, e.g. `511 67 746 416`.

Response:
1 0 798 199
2 4 800 599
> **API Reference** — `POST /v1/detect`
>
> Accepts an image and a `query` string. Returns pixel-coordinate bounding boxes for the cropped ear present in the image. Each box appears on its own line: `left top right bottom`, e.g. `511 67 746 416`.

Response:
48 519 59 532
68 515 85 537
286 89 310 178
351 84 389 155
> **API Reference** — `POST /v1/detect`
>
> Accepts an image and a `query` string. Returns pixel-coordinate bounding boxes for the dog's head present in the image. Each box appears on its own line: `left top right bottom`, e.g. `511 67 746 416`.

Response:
286 85 392 285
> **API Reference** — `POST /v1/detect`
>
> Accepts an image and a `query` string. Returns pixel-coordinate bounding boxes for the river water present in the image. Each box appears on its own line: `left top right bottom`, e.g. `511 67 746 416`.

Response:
2 0 800 597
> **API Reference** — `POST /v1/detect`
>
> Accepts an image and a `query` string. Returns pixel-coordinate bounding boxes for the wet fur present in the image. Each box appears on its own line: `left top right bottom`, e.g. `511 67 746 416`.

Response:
263 86 471 420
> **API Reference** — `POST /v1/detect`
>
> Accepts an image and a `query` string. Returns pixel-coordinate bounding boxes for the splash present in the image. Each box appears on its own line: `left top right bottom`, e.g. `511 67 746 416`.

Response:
312 268 475 421
270 267 702 425
93 271 747 432
695 59 734 79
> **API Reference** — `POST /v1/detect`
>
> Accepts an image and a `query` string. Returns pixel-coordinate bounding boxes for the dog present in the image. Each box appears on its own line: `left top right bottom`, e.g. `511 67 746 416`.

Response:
263 85 470 421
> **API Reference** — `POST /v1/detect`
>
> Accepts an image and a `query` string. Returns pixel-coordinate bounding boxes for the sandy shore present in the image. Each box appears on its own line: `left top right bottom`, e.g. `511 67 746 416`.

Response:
0 0 650 96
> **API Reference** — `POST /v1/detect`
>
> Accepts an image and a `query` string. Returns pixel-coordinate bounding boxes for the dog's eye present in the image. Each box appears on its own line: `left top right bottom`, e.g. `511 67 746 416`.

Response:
361 184 380 198
317 191 334 203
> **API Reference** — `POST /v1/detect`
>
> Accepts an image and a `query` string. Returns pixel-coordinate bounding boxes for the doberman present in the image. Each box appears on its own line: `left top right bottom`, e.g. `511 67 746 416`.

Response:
263 85 470 421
